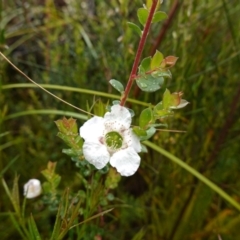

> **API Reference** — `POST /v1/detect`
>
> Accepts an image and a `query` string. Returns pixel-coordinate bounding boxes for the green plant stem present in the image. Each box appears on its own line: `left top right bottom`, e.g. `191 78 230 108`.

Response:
144 141 240 211
2 83 150 107
2 109 88 121
120 0 158 106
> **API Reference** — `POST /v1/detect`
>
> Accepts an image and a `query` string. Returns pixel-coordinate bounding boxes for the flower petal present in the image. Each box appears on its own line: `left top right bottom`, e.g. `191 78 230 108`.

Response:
80 116 104 141
83 141 110 169
110 147 140 176
104 105 131 130
129 130 142 152
122 129 141 153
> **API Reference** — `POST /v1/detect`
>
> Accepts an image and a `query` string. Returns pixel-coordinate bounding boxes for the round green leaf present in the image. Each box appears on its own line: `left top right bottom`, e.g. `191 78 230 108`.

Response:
139 107 154 128
133 126 147 137
127 22 142 37
151 50 164 70
109 79 124 93
139 127 156 141
151 69 172 79
137 8 149 26
139 57 151 74
152 11 168 23
136 75 164 92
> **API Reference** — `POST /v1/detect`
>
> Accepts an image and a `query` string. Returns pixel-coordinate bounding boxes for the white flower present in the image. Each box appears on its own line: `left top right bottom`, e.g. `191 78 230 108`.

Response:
80 105 141 177
23 179 42 199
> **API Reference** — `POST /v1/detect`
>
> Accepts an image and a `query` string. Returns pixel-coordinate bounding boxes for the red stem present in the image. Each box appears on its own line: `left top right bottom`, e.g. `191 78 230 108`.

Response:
120 0 158 106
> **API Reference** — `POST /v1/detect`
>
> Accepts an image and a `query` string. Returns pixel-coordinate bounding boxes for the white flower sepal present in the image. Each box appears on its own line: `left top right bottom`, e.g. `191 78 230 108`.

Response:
80 105 141 177
23 179 42 199
170 99 189 109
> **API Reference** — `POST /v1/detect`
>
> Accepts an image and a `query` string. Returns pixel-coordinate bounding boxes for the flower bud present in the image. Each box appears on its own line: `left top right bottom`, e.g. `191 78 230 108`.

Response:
23 179 42 199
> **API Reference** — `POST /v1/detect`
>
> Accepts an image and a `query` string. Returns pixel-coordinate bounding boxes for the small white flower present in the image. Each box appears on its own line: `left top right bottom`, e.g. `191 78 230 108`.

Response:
80 105 141 177
23 179 42 199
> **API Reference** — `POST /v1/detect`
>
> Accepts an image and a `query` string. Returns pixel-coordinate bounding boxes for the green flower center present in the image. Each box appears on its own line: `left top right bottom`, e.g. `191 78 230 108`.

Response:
105 131 123 150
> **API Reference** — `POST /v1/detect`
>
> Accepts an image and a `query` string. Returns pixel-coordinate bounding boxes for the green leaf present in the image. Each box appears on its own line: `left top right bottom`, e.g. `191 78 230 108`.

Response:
140 144 148 153
136 75 164 92
151 69 172 79
146 0 153 10
163 89 182 109
105 168 121 189
12 175 20 214
0 28 5 44
149 123 168 128
162 89 172 108
55 117 78 135
139 127 156 141
93 100 107 117
57 132 83 149
127 22 142 37
154 102 173 118
137 8 149 26
42 182 51 192
151 50 164 70
62 148 83 157
28 214 42 240
109 79 124 93
139 57 151 73
146 0 161 10
52 176 61 189
144 140 240 212
41 162 61 189
152 11 168 23
133 126 147 137
139 108 154 128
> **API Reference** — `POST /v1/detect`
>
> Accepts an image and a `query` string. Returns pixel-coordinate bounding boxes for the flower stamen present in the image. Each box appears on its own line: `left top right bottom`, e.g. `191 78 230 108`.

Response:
105 131 123 151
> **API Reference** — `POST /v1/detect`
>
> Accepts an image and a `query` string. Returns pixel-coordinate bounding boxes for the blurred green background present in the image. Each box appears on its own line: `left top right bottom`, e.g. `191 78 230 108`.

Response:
1 0 240 239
